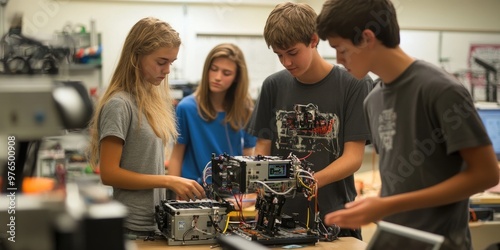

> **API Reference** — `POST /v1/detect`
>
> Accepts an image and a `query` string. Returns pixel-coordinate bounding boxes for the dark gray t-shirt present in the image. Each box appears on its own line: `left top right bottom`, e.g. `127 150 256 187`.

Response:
364 60 491 250
99 91 166 232
247 67 372 224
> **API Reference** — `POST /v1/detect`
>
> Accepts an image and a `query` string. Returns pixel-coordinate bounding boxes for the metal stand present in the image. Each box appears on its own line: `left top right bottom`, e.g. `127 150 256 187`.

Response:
255 193 286 236
474 57 498 102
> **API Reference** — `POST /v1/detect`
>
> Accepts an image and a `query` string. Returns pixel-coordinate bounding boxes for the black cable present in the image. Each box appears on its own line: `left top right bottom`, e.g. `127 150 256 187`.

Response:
315 217 339 242
182 228 193 244
208 215 222 233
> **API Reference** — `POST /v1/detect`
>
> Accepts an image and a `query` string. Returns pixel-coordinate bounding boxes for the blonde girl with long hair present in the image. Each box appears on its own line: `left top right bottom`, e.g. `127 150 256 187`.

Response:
169 43 256 183
88 17 205 236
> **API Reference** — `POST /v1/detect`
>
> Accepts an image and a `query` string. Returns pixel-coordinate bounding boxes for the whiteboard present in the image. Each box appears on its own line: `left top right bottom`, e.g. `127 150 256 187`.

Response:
400 30 440 66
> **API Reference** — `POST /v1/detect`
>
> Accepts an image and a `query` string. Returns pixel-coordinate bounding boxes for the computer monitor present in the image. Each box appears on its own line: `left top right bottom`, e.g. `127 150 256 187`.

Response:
366 221 445 250
476 107 500 160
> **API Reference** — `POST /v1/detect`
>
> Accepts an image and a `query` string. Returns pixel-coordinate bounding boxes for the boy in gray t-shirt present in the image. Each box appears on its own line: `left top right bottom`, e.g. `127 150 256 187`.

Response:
247 2 372 239
317 1 499 249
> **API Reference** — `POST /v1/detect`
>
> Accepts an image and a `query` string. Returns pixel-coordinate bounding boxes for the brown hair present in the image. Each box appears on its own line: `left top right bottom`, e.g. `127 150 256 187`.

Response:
317 0 400 48
263 2 317 50
195 43 253 131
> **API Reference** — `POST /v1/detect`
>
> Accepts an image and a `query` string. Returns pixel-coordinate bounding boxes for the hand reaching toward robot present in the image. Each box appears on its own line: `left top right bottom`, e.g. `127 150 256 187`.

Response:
168 176 206 201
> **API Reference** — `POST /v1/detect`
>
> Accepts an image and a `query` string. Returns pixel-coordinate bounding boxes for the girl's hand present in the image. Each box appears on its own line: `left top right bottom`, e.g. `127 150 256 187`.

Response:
167 176 206 201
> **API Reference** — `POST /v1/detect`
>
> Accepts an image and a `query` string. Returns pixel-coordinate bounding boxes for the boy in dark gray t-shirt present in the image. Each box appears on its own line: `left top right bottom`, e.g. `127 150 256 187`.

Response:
246 2 372 239
317 1 499 249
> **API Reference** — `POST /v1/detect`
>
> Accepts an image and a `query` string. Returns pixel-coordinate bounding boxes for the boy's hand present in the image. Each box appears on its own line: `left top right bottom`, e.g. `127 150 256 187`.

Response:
168 176 206 201
324 197 388 229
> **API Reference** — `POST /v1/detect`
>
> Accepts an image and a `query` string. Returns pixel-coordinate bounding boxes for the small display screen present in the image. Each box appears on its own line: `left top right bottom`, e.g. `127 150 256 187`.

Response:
268 164 287 178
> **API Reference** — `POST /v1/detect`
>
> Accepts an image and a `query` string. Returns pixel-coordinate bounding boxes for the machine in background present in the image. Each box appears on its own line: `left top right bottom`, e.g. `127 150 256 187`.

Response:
0 76 127 250
0 76 93 192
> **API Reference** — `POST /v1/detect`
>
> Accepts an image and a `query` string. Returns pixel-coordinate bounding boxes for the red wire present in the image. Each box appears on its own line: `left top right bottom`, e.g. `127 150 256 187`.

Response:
299 151 313 160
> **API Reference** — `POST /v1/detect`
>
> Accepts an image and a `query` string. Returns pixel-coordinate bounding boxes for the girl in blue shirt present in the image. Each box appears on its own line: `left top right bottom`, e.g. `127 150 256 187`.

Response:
169 43 256 183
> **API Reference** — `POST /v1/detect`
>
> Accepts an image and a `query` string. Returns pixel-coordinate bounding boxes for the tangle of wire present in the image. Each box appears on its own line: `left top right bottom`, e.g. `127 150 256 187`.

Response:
251 180 296 196
203 157 250 232
290 152 340 241
202 160 212 187
182 215 217 244
205 153 320 237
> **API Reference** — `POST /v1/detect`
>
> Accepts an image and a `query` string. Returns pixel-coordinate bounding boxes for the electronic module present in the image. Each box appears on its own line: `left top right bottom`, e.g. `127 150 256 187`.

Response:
155 199 230 245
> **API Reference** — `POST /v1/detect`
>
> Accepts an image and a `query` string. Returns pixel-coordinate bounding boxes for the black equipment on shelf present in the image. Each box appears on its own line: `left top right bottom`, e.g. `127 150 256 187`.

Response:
474 57 498 102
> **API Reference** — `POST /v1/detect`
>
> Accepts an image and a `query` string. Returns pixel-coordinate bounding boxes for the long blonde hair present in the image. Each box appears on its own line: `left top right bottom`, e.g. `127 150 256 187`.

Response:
195 43 253 130
88 17 180 168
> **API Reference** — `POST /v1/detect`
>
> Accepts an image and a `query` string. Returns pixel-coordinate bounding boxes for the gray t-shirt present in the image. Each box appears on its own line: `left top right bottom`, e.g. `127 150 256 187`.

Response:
247 66 372 224
99 91 165 232
364 60 491 250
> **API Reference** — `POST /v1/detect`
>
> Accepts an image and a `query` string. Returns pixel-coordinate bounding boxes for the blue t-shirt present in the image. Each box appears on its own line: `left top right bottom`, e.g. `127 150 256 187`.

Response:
175 95 256 183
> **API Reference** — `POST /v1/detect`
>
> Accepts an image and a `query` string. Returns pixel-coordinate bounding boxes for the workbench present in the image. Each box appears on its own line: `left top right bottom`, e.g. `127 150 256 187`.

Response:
132 236 367 250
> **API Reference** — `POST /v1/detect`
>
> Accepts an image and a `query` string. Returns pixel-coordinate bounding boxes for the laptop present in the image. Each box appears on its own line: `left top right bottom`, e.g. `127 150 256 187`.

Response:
366 221 445 250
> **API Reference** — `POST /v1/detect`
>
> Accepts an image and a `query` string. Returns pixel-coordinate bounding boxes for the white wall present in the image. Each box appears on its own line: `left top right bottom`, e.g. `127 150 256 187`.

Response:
307 0 500 80
3 0 500 92
305 0 500 32
177 3 279 98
